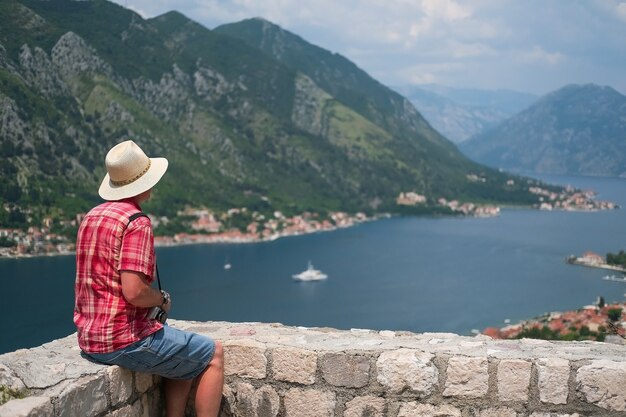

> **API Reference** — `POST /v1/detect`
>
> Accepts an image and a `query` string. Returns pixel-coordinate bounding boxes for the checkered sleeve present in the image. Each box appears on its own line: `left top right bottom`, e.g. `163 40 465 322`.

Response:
119 216 155 280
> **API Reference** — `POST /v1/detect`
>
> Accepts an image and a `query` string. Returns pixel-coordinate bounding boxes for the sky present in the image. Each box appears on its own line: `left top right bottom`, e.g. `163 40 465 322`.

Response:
110 0 626 96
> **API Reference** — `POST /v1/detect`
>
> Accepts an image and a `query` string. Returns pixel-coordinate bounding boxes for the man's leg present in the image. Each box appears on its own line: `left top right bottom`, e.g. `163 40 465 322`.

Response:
194 341 224 417
164 378 194 417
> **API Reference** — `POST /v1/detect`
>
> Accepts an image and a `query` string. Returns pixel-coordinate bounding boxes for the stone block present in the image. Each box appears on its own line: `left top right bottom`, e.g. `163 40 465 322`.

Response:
376 349 437 395
105 366 133 406
343 396 385 417
443 356 488 398
283 388 335 417
54 374 108 417
0 396 53 417
537 358 569 405
576 359 626 411
141 390 161 417
232 382 259 416
321 352 370 388
134 372 154 394
253 385 280 417
104 401 142 417
497 359 531 402
479 407 518 417
271 347 317 385
224 339 267 379
0 363 26 392
397 403 461 416
220 384 236 416
231 382 279 417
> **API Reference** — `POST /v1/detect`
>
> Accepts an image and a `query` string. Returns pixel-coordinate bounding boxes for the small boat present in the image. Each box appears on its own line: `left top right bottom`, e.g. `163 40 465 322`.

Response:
292 261 327 281
224 263 232 270
603 275 626 282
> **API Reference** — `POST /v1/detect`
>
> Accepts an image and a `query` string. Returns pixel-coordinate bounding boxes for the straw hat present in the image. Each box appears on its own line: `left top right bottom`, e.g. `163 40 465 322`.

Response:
98 140 168 201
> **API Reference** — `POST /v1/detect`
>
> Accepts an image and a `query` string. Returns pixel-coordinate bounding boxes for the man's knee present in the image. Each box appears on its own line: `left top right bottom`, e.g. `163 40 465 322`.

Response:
209 341 223 370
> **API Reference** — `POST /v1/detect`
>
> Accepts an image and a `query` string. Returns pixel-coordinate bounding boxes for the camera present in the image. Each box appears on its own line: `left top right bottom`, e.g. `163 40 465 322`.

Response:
147 306 168 324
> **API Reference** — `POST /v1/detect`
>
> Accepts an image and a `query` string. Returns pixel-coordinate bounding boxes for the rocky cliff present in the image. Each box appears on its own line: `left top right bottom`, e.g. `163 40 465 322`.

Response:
0 0 546 233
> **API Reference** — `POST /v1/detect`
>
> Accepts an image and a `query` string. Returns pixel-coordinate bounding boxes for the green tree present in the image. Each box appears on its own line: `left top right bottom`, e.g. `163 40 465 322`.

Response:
608 308 623 322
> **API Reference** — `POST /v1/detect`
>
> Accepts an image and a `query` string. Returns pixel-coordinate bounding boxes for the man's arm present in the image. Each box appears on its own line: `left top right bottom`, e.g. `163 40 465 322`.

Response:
120 270 171 312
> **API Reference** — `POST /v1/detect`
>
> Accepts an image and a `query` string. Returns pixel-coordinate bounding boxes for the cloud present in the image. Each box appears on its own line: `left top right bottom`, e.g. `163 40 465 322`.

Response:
421 0 471 22
109 0 626 95
617 2 626 21
517 46 566 66
448 41 497 59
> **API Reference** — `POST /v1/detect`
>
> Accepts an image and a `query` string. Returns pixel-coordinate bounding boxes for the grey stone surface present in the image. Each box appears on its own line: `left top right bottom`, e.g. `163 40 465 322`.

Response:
134 372 154 394
283 388 335 417
104 401 141 417
141 390 162 417
443 356 489 398
397 402 462 416
479 407 518 417
0 363 26 392
1 320 626 417
0 337 103 390
537 357 570 405
497 359 531 402
321 352 370 388
230 382 256 416
54 375 108 417
224 339 267 379
105 367 133 406
576 359 626 411
343 396 386 417
0 396 52 417
271 347 317 385
230 382 279 417
376 349 437 395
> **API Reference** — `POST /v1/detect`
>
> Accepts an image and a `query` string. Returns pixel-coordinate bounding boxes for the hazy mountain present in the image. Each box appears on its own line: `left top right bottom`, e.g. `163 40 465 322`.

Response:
0 0 545 231
394 85 538 143
460 84 626 177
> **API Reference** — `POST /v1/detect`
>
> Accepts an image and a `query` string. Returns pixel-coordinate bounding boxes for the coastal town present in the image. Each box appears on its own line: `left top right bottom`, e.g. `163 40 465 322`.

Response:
0 182 619 258
0 208 373 258
396 180 617 216
482 299 626 343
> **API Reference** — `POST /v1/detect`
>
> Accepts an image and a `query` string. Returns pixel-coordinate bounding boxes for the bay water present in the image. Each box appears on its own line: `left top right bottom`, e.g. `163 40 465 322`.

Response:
3 174 626 354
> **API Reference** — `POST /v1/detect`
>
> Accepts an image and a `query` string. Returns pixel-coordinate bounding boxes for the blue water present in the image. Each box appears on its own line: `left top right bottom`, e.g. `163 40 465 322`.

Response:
3 174 626 354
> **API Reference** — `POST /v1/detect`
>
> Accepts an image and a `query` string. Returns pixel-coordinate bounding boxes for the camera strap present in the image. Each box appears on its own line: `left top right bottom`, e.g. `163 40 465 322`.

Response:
128 212 162 291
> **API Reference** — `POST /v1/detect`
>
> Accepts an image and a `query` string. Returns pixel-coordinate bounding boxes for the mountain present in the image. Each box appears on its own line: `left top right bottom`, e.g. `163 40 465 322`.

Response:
460 84 626 176
394 85 538 143
416 84 539 114
0 1 546 234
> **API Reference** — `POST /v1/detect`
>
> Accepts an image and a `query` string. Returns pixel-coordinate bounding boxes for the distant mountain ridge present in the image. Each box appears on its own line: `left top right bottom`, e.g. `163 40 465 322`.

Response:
395 85 538 143
461 84 626 177
0 0 545 232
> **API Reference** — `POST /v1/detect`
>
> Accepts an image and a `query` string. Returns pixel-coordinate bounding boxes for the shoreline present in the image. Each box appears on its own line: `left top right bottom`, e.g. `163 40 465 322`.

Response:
0 201 619 261
0 215 383 261
566 257 626 273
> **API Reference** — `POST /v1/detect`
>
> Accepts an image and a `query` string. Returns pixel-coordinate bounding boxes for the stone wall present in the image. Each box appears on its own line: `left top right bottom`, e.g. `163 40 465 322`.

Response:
1 320 626 416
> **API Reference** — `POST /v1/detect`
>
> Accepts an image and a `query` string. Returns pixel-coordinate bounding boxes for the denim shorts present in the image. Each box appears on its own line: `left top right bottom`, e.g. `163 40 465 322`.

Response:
83 325 216 380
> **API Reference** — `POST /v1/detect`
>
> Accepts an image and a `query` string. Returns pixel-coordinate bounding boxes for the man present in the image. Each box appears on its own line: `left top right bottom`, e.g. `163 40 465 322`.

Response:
74 140 223 417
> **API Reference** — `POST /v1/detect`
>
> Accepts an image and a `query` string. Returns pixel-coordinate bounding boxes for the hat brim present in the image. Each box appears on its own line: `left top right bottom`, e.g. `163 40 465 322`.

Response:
98 157 169 201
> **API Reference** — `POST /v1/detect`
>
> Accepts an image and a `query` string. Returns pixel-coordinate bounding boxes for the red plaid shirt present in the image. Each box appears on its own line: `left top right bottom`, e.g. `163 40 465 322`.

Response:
74 199 163 353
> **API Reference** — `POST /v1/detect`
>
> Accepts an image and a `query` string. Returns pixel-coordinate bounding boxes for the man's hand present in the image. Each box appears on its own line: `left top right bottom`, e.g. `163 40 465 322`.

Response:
160 290 172 313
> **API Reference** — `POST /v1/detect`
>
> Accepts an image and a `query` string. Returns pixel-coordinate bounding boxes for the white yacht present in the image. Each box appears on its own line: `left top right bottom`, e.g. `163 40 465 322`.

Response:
292 261 328 281
603 275 626 282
